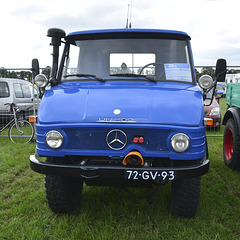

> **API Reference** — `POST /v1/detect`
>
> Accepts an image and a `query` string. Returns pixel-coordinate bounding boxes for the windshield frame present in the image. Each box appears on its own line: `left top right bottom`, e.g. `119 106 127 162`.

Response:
59 33 196 85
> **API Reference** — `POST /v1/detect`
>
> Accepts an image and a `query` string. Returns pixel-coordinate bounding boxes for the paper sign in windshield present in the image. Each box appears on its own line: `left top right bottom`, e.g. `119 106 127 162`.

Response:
165 64 191 82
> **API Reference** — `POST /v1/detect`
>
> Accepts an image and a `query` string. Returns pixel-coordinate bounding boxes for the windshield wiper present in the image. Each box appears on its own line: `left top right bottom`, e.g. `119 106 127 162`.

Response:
110 73 157 82
63 74 105 82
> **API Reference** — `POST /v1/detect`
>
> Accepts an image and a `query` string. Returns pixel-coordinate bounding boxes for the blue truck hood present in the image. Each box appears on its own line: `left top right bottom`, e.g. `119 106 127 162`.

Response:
38 82 204 127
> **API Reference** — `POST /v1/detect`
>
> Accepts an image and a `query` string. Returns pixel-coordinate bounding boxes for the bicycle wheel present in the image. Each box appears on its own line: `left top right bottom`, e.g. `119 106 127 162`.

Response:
8 120 34 143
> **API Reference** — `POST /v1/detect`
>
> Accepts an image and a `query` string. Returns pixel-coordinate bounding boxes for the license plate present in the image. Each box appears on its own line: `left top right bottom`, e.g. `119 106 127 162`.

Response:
125 170 175 181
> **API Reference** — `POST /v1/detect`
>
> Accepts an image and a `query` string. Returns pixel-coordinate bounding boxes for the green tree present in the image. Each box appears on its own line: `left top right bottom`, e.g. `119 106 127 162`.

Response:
201 67 215 80
195 68 201 81
227 69 240 74
0 68 7 77
41 66 51 79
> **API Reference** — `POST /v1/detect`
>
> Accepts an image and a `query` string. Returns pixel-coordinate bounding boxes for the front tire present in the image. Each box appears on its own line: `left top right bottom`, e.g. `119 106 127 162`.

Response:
45 157 83 213
171 177 201 217
223 118 240 170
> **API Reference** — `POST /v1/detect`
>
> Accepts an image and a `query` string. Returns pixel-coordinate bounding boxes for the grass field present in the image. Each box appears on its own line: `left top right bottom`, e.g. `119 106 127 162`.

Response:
0 98 240 240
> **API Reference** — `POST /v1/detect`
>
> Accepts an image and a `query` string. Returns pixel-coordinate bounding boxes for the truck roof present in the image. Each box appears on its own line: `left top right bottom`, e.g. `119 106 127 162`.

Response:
66 28 191 41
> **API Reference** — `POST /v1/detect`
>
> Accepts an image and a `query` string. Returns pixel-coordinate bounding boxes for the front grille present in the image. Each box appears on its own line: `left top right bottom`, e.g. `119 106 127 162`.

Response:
64 127 171 151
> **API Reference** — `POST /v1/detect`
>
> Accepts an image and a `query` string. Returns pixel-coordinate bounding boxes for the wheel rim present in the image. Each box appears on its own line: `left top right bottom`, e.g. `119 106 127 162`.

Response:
224 128 234 160
9 120 34 143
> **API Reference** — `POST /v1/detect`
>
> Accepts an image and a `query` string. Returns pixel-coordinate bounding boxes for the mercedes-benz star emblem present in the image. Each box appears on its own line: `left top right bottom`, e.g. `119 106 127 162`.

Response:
106 129 127 150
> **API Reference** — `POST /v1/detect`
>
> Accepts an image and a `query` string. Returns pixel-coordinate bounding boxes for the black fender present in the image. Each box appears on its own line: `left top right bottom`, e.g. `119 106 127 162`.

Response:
222 107 240 135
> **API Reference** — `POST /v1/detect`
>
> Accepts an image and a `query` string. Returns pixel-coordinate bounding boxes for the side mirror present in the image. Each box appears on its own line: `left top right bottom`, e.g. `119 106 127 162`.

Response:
32 58 39 79
215 58 227 82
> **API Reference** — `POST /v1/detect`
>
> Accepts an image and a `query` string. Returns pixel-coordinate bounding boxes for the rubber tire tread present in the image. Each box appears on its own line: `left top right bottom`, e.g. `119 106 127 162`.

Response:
223 118 240 170
45 157 83 213
171 177 201 218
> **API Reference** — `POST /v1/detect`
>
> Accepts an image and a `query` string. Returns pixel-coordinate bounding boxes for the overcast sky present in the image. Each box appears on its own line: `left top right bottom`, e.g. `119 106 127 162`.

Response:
1 0 240 69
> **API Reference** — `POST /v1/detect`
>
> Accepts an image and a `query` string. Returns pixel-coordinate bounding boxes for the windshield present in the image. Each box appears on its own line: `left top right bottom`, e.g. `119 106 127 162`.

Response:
62 38 193 83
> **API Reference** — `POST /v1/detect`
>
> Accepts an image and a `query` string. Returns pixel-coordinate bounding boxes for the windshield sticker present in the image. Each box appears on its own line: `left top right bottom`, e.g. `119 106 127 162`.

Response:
164 64 191 82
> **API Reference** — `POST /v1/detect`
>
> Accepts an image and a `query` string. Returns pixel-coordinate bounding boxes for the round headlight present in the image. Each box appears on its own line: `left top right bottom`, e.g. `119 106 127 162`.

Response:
46 130 63 149
34 74 48 88
171 133 190 153
209 107 221 116
199 75 213 90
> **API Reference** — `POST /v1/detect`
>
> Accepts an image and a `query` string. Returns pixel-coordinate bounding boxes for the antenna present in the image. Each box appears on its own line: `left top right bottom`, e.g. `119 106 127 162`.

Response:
125 1 133 28
126 4 129 28
129 0 132 28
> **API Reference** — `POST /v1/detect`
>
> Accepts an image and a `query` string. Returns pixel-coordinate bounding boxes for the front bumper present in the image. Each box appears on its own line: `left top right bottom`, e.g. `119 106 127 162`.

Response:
30 155 209 180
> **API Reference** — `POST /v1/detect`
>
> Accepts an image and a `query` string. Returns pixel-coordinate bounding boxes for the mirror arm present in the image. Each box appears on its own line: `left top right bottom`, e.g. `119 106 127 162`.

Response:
203 81 217 107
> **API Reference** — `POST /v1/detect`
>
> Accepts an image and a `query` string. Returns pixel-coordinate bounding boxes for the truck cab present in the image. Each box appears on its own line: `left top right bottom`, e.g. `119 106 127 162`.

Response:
30 28 226 217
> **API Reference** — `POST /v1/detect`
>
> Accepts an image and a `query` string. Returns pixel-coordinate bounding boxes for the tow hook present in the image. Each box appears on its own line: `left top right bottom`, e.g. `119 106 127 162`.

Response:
122 151 144 166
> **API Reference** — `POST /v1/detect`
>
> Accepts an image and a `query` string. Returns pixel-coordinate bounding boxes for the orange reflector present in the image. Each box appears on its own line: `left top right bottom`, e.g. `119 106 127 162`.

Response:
204 118 213 126
123 151 144 166
29 116 37 123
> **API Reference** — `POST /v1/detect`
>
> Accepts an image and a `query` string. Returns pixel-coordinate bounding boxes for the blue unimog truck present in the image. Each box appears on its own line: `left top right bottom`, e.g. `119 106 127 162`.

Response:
30 28 226 217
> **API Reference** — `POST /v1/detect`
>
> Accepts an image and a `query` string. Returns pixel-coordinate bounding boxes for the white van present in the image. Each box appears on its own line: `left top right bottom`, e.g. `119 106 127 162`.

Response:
0 78 39 123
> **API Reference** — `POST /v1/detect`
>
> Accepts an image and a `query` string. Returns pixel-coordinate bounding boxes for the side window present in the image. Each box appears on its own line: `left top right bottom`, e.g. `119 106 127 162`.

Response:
22 84 31 98
0 82 10 98
14 84 23 98
14 83 32 98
